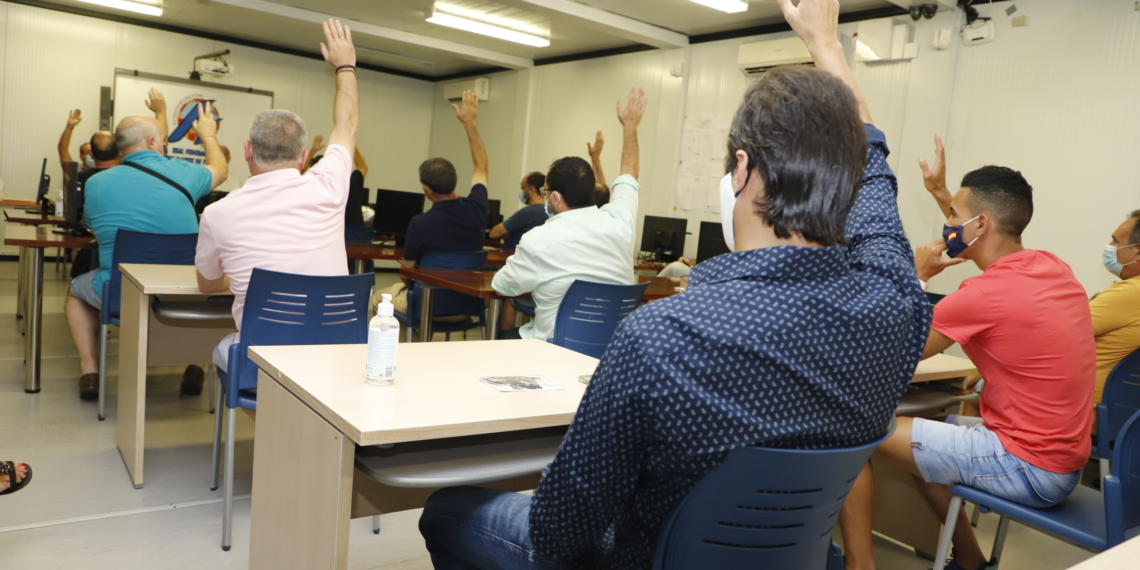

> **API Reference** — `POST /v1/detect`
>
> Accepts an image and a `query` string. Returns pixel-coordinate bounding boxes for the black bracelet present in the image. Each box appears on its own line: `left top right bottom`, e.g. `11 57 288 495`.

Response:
336 65 356 73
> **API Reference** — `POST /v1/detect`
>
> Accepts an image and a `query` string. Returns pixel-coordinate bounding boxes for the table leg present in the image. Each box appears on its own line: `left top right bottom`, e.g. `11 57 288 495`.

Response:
354 259 364 275
24 248 43 393
489 298 502 340
16 246 25 320
419 287 434 342
250 375 354 570
116 278 150 489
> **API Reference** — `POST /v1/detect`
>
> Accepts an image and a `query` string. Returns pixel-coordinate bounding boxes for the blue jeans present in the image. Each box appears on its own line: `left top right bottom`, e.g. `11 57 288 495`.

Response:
419 487 569 570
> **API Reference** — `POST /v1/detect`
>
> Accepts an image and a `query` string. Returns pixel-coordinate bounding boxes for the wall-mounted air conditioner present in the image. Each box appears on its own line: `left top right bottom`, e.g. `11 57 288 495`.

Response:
737 37 812 76
443 77 490 102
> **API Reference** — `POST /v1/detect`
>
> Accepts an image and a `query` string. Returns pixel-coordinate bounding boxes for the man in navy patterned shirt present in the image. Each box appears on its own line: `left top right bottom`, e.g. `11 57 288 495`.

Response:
416 1 931 568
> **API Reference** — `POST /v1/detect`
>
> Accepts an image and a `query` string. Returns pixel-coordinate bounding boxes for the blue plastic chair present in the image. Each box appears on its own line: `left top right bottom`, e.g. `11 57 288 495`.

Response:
397 250 488 342
1093 347 1140 477
548 280 649 359
97 230 199 420
653 421 895 570
212 268 372 551
932 409 1140 569
925 291 946 306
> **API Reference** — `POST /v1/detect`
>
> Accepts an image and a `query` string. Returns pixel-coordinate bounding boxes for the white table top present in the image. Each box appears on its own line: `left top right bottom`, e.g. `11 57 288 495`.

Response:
1068 535 1140 569
912 353 977 383
249 340 599 446
120 263 232 296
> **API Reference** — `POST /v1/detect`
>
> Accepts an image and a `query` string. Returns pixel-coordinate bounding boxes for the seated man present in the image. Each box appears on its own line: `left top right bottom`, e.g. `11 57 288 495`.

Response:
490 172 547 251
66 102 227 400
490 94 645 342
841 164 1095 570
417 2 930 569
58 109 93 171
195 19 358 373
1093 210 1140 411
371 90 489 316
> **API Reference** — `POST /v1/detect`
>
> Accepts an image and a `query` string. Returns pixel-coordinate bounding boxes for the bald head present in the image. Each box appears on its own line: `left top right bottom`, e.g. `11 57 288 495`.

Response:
115 115 163 156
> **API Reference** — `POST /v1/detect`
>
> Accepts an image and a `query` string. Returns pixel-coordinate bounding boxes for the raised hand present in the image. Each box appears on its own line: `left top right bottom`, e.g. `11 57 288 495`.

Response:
587 131 605 158
145 89 166 114
310 134 326 154
617 88 647 130
452 90 479 129
66 109 82 128
320 19 356 68
775 0 841 49
918 133 948 194
914 238 968 282
193 102 218 139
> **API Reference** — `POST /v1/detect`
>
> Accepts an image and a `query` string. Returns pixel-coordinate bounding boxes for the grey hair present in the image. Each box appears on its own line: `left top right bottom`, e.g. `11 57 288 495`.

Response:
115 118 160 154
249 109 308 167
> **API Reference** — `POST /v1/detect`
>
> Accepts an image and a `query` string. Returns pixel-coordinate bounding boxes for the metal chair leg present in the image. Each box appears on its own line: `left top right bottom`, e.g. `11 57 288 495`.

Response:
990 516 1010 565
405 326 413 343
445 332 451 341
932 495 963 570
1100 456 1111 479
211 389 225 491
222 407 236 551
98 324 109 421
970 502 981 527
481 325 487 340
373 515 380 535
207 365 216 414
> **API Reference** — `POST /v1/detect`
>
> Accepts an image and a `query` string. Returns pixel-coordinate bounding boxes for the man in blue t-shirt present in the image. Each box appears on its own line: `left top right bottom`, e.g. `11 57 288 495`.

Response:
65 104 228 400
371 90 489 317
490 172 547 251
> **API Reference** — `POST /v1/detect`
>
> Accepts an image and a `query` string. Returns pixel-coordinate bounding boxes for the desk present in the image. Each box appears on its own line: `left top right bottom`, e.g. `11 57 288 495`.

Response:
247 340 598 569
117 264 235 488
4 213 68 226
1068 535 1140 569
4 225 96 393
0 198 41 209
343 244 511 274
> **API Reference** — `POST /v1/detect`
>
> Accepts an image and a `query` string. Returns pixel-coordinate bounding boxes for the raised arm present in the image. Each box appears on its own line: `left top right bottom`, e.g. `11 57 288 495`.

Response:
617 88 647 179
145 89 168 142
353 145 369 179
58 110 81 166
453 90 488 188
301 135 325 173
587 130 607 188
919 133 953 219
322 19 359 155
777 0 872 125
193 102 229 190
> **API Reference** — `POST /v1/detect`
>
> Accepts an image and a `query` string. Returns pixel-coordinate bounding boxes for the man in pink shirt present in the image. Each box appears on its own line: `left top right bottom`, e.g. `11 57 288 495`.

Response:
194 18 359 373
840 162 1095 570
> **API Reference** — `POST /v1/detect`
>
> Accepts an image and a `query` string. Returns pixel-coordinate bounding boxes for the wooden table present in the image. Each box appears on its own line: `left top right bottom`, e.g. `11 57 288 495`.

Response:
344 244 511 274
247 340 599 569
3 213 68 226
4 225 96 393
1068 535 1140 569
116 264 235 488
398 269 685 342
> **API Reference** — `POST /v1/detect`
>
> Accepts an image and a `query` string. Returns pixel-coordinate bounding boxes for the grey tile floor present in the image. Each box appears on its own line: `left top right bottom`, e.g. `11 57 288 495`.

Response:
0 260 1096 569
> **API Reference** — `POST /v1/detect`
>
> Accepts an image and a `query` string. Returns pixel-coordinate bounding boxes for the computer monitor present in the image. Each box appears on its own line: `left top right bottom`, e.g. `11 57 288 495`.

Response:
696 221 731 262
486 199 502 230
35 158 51 215
61 161 82 227
373 189 426 244
640 215 688 263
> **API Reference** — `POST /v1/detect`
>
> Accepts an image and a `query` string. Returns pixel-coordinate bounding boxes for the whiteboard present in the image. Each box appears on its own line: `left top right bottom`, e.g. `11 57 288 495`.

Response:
113 70 274 191
675 114 733 214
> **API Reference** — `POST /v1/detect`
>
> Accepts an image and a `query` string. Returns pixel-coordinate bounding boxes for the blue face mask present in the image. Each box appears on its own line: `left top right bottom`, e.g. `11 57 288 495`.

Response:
942 215 980 258
83 156 96 168
1103 243 1139 277
518 190 527 204
545 193 557 218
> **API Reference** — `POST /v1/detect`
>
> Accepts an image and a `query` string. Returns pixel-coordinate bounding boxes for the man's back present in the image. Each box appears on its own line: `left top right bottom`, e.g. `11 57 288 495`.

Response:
85 150 212 292
402 183 488 261
492 175 639 340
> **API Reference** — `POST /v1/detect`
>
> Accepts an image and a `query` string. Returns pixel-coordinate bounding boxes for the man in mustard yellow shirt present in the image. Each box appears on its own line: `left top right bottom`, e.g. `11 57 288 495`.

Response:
1094 210 1140 409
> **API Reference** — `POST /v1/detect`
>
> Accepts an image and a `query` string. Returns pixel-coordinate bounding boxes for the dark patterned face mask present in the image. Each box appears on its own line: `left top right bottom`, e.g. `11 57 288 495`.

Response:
943 215 980 258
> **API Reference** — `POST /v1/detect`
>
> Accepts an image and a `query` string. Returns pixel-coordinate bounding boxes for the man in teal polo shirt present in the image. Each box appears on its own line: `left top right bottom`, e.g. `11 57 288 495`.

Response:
65 103 228 400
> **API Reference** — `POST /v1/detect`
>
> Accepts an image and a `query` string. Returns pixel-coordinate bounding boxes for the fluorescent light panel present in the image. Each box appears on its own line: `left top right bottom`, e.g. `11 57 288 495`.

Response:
77 0 163 16
689 0 747 14
427 12 550 48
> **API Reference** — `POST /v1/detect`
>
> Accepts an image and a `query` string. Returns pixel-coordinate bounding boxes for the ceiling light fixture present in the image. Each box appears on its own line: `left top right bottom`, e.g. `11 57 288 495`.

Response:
76 0 163 16
357 46 435 68
688 0 748 14
426 11 550 48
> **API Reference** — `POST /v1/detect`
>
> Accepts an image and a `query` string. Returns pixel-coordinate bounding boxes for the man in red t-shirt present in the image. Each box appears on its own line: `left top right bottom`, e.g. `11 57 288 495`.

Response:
840 162 1094 570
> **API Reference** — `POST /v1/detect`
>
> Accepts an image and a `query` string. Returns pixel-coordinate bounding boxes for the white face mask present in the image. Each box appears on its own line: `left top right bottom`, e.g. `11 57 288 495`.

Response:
718 173 737 251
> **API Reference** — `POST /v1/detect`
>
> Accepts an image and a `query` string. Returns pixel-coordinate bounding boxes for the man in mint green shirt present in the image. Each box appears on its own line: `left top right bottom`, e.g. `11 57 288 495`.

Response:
492 89 647 341
65 106 228 400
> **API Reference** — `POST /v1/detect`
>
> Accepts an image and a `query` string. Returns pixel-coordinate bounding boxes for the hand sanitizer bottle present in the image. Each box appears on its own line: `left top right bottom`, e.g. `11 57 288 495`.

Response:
55 189 64 216
366 293 398 386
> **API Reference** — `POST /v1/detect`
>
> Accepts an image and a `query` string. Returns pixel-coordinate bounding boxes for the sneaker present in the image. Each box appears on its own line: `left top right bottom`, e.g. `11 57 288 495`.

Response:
79 373 99 400
935 559 997 570
180 365 204 396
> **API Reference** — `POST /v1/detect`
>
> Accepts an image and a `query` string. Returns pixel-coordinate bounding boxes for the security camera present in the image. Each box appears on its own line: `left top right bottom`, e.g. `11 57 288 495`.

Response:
909 6 923 20
922 3 938 19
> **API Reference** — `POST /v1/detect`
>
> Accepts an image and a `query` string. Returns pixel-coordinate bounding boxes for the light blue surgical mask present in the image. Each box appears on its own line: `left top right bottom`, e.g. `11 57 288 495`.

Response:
83 156 96 168
518 190 527 204
545 196 556 218
1103 243 1139 277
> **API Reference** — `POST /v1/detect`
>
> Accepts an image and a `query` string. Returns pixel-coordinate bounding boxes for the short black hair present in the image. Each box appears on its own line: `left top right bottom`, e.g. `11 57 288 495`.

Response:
725 66 868 247
961 166 1033 238
524 171 546 192
546 157 595 209
1129 209 1140 246
419 158 457 195
90 135 119 162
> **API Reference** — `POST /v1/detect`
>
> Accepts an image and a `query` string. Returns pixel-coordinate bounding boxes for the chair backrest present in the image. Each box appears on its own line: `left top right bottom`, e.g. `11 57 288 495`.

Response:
653 423 894 570
550 280 649 359
407 250 489 320
1104 408 1140 547
229 268 373 393
103 229 198 321
345 226 373 244
1098 348 1140 459
925 292 946 306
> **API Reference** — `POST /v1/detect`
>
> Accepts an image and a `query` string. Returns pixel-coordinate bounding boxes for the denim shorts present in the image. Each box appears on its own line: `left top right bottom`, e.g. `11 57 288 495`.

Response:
911 415 1082 509
70 269 103 311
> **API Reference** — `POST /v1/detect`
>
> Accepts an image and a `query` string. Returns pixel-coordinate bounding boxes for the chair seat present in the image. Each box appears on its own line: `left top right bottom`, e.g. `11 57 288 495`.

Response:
895 386 979 415
951 483 1108 552
354 426 567 488
153 298 234 320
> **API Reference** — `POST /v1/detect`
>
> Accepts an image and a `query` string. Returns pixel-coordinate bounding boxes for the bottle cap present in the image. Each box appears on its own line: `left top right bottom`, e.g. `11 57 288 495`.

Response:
378 293 394 317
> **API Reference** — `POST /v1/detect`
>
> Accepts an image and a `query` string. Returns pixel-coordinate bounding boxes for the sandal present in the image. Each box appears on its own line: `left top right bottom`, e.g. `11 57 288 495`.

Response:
0 461 32 495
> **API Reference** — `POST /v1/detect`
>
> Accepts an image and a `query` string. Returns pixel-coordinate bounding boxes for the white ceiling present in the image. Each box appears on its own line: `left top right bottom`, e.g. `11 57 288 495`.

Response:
45 0 901 79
